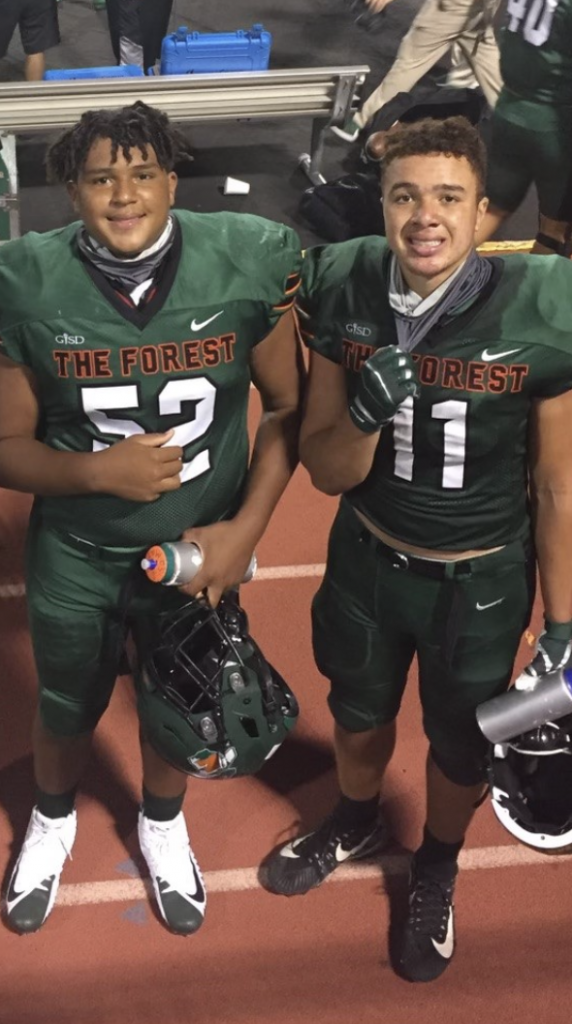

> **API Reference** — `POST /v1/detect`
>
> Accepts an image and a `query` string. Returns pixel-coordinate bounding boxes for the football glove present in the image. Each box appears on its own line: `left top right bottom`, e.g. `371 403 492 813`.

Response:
348 345 419 434
515 618 572 690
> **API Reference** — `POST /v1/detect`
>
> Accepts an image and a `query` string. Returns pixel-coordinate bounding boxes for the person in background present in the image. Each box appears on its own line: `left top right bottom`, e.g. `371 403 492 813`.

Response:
105 0 173 73
0 0 59 80
333 0 501 142
475 0 572 256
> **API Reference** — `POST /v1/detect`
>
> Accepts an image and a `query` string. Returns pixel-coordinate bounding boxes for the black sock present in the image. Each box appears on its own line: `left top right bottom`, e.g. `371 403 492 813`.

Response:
335 793 380 830
142 786 185 822
36 786 77 820
414 826 464 880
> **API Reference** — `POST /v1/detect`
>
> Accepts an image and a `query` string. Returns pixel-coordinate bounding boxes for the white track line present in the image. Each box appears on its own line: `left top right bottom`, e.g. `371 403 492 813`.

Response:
254 563 325 581
0 565 326 600
52 845 572 907
0 583 25 599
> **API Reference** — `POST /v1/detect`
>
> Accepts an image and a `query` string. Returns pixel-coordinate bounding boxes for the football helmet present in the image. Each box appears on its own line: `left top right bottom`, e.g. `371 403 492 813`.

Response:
135 593 298 779
488 716 572 851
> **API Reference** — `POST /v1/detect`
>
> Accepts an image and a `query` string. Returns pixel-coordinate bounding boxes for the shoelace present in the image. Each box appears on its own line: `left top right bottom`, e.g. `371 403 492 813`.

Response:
409 877 454 939
16 817 74 888
142 818 204 894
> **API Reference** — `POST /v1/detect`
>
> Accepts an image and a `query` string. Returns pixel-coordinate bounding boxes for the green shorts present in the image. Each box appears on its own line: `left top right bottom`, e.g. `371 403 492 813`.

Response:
25 511 185 736
486 99 572 221
312 500 536 783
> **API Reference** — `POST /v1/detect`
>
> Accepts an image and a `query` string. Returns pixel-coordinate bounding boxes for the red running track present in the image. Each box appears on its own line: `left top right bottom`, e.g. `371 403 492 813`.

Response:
0 396 570 1024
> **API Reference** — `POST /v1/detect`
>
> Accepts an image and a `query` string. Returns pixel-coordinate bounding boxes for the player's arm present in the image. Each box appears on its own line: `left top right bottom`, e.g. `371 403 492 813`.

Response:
300 345 418 495
300 351 379 494
179 308 304 605
0 353 183 501
237 307 305 540
528 389 572 657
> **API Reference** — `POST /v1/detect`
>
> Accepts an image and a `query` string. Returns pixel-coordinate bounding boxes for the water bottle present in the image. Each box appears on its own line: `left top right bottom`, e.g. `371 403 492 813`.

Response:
476 667 572 744
141 541 257 586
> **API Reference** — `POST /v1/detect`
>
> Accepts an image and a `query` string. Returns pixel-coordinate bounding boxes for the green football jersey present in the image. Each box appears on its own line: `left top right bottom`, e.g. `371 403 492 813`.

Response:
0 211 301 546
298 238 572 550
500 0 572 108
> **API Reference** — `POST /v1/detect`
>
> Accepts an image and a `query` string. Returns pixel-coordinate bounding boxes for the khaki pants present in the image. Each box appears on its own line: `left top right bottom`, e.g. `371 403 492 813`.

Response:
355 0 502 128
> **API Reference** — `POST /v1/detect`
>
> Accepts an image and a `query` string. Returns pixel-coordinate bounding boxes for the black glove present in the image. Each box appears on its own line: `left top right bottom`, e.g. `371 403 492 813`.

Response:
348 345 419 434
515 618 572 688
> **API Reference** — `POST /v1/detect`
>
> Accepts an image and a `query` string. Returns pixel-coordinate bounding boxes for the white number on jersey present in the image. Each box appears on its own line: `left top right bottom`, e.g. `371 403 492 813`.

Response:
81 377 216 484
507 0 559 47
393 397 468 489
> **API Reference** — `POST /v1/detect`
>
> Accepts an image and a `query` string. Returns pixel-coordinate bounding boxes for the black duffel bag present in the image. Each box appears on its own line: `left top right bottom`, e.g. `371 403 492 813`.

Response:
299 171 384 243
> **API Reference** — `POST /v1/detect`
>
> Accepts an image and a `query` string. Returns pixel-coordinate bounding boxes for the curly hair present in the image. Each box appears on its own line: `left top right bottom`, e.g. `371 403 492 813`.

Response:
46 101 192 183
380 117 487 199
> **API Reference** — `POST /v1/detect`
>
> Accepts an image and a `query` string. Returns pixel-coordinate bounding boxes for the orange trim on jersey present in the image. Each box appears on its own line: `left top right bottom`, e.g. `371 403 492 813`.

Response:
284 277 302 297
299 326 315 341
272 297 297 313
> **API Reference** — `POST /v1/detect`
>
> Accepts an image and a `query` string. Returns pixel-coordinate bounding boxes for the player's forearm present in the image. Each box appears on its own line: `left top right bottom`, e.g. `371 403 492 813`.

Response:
233 407 300 543
533 488 572 623
300 418 379 495
0 438 95 496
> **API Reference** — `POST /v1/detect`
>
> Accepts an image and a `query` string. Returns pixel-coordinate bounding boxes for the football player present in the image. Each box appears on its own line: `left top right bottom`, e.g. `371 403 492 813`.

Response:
0 101 303 935
475 0 572 255
263 117 572 982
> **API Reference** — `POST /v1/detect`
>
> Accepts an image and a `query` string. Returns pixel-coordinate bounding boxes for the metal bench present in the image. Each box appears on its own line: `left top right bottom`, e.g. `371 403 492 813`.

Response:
0 65 369 241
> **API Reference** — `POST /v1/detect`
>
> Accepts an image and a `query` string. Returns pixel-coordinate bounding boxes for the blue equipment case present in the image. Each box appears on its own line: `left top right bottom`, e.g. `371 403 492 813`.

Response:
160 24 272 76
44 65 144 80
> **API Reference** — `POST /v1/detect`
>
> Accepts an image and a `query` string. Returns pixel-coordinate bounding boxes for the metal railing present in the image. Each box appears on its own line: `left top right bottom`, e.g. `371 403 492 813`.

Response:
0 65 369 240
0 67 369 131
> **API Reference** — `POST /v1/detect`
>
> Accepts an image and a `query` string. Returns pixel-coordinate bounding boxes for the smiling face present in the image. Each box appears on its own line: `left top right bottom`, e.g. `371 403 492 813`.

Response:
382 152 488 298
67 136 178 257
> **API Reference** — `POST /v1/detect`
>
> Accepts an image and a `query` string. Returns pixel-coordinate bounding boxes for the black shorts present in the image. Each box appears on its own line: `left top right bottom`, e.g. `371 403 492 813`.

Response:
0 0 60 59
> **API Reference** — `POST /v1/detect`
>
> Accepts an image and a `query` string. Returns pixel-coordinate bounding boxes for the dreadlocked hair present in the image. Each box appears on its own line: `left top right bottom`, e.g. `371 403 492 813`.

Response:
46 101 192 183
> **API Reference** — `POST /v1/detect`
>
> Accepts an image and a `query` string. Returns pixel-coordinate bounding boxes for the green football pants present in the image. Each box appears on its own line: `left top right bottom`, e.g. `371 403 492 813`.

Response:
25 512 183 736
312 499 536 784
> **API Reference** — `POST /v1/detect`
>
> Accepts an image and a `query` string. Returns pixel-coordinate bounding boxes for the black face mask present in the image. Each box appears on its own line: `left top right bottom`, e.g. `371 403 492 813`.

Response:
76 218 175 293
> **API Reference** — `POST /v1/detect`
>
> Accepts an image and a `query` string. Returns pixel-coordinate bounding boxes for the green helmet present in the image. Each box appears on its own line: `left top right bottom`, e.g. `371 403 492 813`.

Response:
135 593 298 778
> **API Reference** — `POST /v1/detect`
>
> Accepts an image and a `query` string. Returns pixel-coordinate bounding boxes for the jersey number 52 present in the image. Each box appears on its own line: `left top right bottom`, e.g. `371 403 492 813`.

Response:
81 379 216 483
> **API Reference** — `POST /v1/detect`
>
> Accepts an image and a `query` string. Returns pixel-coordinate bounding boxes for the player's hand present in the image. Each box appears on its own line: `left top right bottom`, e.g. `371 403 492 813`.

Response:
348 345 419 433
178 520 256 607
514 618 572 689
92 430 183 502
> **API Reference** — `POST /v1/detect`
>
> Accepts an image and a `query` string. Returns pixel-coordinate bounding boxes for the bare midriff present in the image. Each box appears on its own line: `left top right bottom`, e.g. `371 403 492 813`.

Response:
354 508 505 561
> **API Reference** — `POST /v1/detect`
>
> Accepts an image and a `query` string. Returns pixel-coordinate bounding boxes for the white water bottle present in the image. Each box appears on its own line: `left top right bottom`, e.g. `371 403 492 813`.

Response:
141 541 257 586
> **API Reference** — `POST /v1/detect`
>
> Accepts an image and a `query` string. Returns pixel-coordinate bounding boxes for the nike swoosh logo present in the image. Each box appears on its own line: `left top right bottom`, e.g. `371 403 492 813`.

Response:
191 311 223 331
335 833 376 863
476 598 505 611
282 829 379 863
481 348 521 362
6 873 52 910
282 835 310 859
431 907 455 959
157 857 206 907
